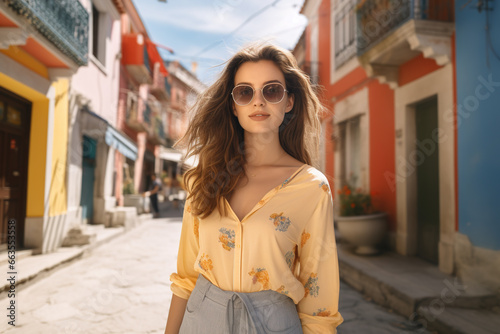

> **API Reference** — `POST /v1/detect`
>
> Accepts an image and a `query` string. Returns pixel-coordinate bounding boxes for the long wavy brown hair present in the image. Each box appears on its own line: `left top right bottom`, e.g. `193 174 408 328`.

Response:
177 43 323 218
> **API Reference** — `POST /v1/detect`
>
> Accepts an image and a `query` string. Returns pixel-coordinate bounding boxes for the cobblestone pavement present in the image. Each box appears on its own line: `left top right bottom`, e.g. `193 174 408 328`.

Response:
2 217 431 334
338 281 432 334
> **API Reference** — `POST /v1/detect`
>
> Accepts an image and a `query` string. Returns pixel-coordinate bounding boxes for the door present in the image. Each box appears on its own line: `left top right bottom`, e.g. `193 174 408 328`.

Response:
415 97 440 264
80 135 96 224
0 88 31 251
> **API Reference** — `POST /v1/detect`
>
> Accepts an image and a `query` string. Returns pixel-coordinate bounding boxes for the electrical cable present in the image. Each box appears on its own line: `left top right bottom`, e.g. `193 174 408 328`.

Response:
193 0 282 58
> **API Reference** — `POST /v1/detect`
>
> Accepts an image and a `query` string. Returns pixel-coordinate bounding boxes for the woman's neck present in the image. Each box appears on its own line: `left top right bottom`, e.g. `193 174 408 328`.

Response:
243 132 287 167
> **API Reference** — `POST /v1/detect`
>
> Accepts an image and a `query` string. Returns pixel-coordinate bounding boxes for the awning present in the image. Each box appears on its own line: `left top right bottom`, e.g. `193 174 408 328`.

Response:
80 108 138 160
146 40 169 76
105 126 138 160
159 147 183 162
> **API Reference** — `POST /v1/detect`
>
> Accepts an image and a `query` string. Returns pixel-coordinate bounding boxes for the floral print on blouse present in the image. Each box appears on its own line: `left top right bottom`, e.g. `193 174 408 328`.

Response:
170 165 343 333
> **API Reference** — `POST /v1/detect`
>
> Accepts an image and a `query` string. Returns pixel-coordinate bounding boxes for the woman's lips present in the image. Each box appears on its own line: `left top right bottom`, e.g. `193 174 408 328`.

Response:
249 114 270 121
249 112 270 121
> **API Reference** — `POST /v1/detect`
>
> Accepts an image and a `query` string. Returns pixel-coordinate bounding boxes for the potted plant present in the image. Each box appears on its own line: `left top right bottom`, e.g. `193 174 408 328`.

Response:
122 167 149 214
335 177 387 255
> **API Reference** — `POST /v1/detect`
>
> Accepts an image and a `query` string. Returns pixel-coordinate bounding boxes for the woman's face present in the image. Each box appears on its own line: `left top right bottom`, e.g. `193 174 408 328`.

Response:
232 60 294 136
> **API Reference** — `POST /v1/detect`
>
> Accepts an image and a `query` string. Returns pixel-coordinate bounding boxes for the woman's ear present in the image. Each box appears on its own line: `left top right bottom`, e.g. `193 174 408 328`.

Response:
232 102 238 116
285 94 294 113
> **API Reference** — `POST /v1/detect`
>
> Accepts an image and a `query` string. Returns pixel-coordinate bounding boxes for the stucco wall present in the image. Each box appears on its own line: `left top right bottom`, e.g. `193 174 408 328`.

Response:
455 3 500 250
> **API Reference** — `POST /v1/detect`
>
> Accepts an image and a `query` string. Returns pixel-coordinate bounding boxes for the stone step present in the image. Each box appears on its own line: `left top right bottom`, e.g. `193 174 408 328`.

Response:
417 305 500 334
338 244 498 321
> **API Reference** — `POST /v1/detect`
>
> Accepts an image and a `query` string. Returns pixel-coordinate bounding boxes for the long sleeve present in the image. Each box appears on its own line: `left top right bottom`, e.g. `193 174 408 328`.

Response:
296 188 343 333
169 198 200 300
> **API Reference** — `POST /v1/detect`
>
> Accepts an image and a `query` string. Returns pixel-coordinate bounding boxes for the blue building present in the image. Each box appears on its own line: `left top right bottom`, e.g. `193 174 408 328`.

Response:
455 0 500 293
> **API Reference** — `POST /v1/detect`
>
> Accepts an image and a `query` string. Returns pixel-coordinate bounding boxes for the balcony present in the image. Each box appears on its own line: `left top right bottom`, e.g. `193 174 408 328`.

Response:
149 62 170 102
356 0 454 87
125 92 149 132
149 114 166 146
2 0 89 65
122 33 152 84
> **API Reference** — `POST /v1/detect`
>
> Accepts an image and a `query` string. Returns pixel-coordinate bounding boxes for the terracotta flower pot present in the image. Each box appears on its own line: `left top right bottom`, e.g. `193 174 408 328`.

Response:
336 212 387 255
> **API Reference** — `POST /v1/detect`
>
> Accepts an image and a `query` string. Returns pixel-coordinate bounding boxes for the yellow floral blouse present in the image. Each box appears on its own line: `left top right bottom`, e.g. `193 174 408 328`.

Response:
170 164 343 333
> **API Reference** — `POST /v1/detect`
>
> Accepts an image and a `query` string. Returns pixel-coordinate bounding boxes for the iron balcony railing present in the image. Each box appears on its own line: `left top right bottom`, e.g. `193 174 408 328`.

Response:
357 0 454 55
143 43 151 75
143 103 152 125
154 115 165 140
4 0 89 65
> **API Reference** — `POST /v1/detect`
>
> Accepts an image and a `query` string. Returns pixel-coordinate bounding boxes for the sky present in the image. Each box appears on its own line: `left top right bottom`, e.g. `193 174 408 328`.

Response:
131 0 307 85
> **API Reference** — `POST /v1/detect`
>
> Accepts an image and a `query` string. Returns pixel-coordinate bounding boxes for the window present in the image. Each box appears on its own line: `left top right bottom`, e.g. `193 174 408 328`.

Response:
338 116 361 188
92 4 99 59
91 2 106 66
334 0 357 68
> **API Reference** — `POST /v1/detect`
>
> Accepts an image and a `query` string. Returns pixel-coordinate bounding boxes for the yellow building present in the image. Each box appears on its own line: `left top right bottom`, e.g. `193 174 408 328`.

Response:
0 0 88 253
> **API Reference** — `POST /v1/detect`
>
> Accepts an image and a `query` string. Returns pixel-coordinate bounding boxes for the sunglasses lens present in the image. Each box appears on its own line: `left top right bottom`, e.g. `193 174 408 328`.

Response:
263 84 285 103
232 85 254 105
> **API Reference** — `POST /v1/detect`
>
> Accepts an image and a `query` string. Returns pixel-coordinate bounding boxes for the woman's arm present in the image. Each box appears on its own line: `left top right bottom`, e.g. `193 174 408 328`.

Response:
296 185 343 333
164 294 188 334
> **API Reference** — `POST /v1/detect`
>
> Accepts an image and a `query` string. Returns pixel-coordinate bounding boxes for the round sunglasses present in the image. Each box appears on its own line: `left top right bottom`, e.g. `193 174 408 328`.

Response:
231 82 288 106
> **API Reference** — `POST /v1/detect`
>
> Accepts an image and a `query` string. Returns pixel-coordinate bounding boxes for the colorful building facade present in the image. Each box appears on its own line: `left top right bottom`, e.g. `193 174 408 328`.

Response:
115 0 171 206
0 0 181 254
454 0 500 292
67 0 133 231
0 0 89 253
298 0 499 292
296 0 460 272
161 60 205 176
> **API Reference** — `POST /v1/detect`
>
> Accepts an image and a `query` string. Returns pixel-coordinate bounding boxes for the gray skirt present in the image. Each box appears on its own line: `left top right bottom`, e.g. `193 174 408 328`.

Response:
179 274 303 334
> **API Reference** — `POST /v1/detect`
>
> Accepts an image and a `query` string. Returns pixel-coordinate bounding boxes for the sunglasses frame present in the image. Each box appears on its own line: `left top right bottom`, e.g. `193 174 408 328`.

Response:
231 82 288 106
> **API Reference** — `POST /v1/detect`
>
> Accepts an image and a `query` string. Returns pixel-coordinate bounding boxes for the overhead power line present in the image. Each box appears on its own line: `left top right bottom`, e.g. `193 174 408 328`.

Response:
194 0 282 58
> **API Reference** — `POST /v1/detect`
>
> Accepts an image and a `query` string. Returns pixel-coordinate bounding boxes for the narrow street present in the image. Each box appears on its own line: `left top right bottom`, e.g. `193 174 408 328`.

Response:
3 209 429 334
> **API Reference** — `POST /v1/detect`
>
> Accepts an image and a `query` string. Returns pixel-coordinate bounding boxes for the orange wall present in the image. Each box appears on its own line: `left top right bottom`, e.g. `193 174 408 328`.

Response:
318 0 330 88
399 53 442 86
368 81 396 231
451 32 458 232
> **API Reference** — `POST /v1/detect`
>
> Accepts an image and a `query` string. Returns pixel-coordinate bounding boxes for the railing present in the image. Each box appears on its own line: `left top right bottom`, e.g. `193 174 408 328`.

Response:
154 115 165 140
143 103 152 126
4 0 89 65
357 0 453 55
150 63 169 101
143 43 151 75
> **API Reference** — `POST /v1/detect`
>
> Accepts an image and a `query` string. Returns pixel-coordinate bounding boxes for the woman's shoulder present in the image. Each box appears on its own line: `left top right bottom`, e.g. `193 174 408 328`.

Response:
300 165 330 184
290 164 332 195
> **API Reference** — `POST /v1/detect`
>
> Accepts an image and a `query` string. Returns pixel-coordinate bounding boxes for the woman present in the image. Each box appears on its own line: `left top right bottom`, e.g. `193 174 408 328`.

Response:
164 43 343 334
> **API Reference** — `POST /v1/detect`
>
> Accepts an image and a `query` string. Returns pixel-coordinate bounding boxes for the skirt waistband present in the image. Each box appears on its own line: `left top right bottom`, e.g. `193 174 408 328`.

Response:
180 274 303 334
194 274 294 308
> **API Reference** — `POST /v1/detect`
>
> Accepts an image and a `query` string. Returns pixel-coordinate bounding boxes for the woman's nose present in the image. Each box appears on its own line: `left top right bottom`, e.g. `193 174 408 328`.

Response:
253 89 266 106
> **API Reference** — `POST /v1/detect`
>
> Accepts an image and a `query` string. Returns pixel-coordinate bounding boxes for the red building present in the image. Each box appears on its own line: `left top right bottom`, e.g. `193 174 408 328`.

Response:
296 0 456 273
114 0 169 205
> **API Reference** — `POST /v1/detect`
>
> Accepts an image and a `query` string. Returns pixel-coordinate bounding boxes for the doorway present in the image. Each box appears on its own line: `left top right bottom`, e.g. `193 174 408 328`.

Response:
0 87 31 251
80 135 96 224
415 96 440 264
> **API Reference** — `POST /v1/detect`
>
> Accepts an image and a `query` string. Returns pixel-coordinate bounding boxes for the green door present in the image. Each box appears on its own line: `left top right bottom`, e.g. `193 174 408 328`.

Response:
80 136 96 223
415 97 440 264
